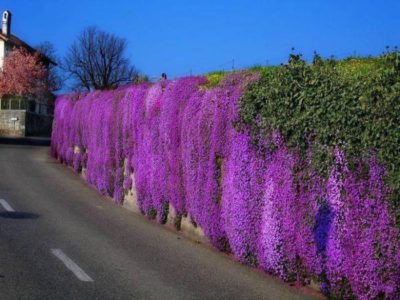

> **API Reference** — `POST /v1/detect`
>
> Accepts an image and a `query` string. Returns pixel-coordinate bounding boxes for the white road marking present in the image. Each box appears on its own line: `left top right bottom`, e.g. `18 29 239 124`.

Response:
51 249 94 282
0 199 15 212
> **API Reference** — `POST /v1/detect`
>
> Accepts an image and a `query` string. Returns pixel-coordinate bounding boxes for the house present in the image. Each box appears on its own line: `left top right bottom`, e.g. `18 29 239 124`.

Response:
0 10 54 137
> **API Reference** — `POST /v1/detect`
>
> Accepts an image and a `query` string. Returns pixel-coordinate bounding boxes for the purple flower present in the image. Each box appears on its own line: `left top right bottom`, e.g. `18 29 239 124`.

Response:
51 73 400 299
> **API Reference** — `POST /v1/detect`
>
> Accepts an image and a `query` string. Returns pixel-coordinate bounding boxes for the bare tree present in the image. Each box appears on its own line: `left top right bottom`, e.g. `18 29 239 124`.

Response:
64 26 137 91
36 41 64 91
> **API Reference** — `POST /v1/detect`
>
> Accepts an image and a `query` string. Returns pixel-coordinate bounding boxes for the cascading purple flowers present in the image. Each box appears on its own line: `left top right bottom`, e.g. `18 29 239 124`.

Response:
325 152 400 299
51 73 400 299
222 131 266 264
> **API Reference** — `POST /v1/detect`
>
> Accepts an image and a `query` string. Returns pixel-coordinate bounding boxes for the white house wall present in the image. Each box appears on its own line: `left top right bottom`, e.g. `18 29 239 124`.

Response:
0 39 5 69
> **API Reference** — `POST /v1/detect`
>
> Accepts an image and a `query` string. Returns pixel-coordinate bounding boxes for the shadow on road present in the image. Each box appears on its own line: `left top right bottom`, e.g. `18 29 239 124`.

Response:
0 137 50 146
0 211 39 219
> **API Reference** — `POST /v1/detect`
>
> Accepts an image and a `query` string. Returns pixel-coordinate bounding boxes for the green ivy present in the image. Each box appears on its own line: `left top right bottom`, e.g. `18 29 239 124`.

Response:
239 51 400 207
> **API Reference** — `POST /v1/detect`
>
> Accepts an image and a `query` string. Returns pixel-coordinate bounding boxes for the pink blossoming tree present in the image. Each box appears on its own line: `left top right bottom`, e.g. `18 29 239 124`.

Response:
0 48 49 97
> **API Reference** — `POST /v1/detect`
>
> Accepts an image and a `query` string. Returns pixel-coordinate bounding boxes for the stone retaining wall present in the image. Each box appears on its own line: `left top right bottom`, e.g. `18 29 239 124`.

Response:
0 110 52 137
0 110 26 136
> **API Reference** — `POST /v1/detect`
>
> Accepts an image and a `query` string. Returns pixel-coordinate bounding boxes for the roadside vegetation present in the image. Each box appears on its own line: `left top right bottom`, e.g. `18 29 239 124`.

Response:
239 50 400 211
52 50 400 299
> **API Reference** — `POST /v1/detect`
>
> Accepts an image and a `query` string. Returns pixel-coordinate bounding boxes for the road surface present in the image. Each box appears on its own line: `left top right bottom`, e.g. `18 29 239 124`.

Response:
0 140 322 299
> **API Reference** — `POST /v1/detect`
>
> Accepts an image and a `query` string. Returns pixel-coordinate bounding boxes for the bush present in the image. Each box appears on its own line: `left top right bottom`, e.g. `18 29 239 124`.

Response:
239 51 400 208
204 71 227 88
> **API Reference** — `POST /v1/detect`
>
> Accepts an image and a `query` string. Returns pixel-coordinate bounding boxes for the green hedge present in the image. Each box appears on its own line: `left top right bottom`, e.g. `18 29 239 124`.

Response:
239 51 400 208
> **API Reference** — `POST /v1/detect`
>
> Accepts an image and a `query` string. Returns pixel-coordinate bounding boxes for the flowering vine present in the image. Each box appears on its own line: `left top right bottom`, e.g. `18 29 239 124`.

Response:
51 73 400 299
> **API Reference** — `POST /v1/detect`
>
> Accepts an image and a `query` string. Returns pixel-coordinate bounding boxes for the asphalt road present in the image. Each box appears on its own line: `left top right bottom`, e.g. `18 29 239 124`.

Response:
0 140 322 300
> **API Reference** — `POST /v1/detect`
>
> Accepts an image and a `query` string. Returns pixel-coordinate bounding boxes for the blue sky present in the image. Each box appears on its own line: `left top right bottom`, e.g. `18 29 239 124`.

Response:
1 0 400 81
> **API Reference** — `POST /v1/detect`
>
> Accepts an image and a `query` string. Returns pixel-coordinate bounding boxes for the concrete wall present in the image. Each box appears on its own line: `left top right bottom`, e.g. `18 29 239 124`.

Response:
74 151 208 245
0 110 53 137
0 110 26 136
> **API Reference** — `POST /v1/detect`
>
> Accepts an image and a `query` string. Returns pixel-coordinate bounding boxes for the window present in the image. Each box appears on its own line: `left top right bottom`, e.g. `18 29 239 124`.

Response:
0 97 27 110
11 98 20 110
39 104 47 115
1 98 10 110
28 101 36 113
20 99 27 110
0 97 51 113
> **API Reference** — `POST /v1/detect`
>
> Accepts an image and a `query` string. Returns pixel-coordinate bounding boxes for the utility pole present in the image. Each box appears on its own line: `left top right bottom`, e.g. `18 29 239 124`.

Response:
232 59 235 71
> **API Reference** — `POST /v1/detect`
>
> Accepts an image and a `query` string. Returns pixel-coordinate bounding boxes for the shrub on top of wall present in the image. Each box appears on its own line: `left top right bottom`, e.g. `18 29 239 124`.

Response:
51 59 400 299
239 51 400 206
237 51 400 298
